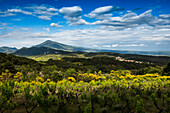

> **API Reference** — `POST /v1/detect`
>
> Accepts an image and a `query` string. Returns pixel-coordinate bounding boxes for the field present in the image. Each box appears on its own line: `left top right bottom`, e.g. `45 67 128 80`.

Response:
0 53 170 113
27 53 170 66
0 70 170 113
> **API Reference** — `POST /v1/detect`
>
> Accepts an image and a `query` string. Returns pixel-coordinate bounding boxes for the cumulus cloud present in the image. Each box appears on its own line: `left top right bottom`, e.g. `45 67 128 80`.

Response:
90 9 170 30
1 5 170 51
47 8 58 12
85 6 124 19
0 12 16 17
59 6 82 17
38 16 51 20
88 6 114 15
1 25 169 51
69 19 89 26
59 6 89 25
25 5 58 20
159 14 170 19
26 5 58 16
7 9 33 15
0 4 58 20
0 8 32 17
0 8 32 18
50 23 63 27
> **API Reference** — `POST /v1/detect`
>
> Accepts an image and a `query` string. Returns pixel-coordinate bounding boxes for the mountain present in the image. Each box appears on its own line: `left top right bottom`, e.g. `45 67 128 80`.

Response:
11 40 170 56
34 40 170 56
34 40 97 52
13 47 72 56
0 46 18 53
99 50 170 56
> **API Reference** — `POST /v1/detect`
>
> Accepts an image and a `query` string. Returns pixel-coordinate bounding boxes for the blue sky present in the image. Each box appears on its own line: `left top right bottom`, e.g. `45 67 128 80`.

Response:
0 0 170 51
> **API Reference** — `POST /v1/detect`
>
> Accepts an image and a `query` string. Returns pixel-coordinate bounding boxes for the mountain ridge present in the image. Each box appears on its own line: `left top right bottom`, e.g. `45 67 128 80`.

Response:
13 46 73 56
1 40 170 56
33 40 97 52
0 46 18 53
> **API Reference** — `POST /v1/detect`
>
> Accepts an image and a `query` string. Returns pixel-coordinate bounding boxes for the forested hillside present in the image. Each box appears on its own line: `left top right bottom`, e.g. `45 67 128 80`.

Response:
0 52 167 75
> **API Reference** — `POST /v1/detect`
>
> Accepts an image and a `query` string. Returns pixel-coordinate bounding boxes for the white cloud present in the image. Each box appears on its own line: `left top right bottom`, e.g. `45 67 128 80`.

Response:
43 27 50 32
91 6 114 14
119 44 145 47
0 8 32 18
159 14 170 19
0 4 58 20
25 5 58 15
69 19 89 26
59 6 82 17
0 12 16 17
112 44 118 47
155 42 161 45
12 18 21 21
50 23 63 27
25 5 58 20
0 22 8 26
101 44 145 48
92 45 99 47
7 9 33 15
85 6 124 19
0 27 170 51
102 45 111 48
59 6 88 25
38 16 51 20
90 9 170 30
22 28 29 31
47 8 58 12
0 31 52 48
91 10 156 29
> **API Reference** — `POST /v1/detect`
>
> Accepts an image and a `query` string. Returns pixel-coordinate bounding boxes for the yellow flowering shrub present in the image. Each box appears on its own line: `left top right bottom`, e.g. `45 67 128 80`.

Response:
14 72 23 80
46 79 51 82
68 77 76 82
0 69 13 81
36 76 44 82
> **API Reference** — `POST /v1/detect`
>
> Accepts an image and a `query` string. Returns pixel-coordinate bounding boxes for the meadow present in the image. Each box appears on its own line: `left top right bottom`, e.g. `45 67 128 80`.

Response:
0 70 170 113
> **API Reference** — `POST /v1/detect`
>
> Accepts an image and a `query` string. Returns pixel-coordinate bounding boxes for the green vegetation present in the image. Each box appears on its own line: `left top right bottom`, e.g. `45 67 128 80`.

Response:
0 52 170 113
28 52 170 66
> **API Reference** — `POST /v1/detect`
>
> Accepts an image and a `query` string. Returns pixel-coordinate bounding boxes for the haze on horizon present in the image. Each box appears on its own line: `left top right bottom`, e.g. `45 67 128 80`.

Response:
0 0 170 51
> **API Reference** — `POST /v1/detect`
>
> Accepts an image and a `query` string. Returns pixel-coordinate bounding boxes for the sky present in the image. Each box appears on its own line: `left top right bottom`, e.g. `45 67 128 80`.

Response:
0 0 170 51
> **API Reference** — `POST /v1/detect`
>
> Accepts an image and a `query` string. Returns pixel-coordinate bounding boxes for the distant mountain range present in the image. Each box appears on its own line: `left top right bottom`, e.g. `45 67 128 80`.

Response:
0 46 18 53
13 47 73 56
99 49 170 56
0 40 170 56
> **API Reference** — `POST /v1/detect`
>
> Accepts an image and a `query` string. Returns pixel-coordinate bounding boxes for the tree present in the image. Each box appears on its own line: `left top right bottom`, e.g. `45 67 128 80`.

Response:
162 62 170 76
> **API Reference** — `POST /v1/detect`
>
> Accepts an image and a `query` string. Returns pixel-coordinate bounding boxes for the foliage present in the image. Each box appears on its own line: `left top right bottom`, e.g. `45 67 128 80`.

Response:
163 62 170 76
0 53 169 112
0 70 170 113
